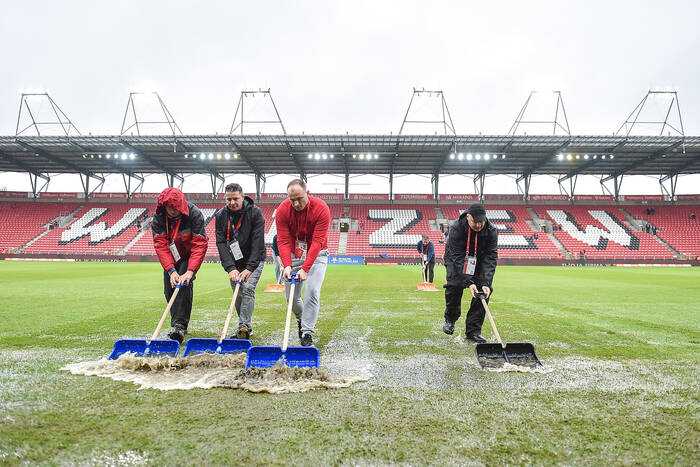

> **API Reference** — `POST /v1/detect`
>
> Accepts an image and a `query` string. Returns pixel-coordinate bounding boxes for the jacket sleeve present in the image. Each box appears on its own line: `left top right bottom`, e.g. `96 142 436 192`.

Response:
428 242 435 262
276 203 293 268
215 209 236 273
444 220 466 267
246 207 266 272
416 241 422 255
302 202 330 272
152 215 175 271
473 228 498 287
186 209 208 272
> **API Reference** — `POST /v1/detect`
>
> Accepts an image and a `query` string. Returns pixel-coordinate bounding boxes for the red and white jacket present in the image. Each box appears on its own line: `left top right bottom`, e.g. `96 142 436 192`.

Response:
152 188 208 272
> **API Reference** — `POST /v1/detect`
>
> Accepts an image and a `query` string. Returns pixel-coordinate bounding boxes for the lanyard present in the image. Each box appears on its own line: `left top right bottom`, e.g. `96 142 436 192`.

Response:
466 227 478 256
227 213 244 242
166 217 181 244
293 207 308 242
422 242 428 254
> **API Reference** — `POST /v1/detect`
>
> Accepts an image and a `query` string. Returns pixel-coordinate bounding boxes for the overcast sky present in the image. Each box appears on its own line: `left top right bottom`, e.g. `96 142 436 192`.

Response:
1 0 698 194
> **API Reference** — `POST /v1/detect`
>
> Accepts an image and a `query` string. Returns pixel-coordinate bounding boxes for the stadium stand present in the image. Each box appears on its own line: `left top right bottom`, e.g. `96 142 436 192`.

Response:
2 199 698 261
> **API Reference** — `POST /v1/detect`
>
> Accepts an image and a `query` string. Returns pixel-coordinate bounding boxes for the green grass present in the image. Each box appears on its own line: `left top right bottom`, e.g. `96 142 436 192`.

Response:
0 262 699 465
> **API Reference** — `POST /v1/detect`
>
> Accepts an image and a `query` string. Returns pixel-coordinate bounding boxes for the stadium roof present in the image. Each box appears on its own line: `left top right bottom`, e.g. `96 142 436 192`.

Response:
1 134 698 180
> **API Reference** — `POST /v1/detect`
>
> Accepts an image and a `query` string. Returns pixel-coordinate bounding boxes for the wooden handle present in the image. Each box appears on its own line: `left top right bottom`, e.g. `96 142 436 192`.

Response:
276 258 285 284
151 285 181 341
422 262 426 283
481 297 504 347
220 282 241 342
281 282 295 352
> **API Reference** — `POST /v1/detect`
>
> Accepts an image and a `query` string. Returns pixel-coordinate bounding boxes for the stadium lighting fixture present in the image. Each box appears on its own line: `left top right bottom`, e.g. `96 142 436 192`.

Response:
601 155 606 159
314 154 320 160
610 154 614 159
584 154 589 159
121 153 127 160
199 153 205 159
106 154 111 159
359 154 365 159
484 154 490 160
501 154 506 159
322 154 327 159
184 154 188 159
234 153 238 159
129 153 135 160
566 154 572 160
98 154 102 159
466 153 473 161
449 153 455 160
208 153 214 160
475 154 481 160
330 154 334 159
308 154 312 159
457 154 463 160
216 153 222 160
352 154 357 159
374 154 378 159
593 155 597 159
575 155 580 159
224 153 230 160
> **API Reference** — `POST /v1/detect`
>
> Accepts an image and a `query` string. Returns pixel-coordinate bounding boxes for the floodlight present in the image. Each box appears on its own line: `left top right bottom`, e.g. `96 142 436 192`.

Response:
330 154 334 159
467 153 473 160
98 154 102 159
584 154 589 159
457 154 463 160
501 154 506 159
601 155 606 159
216 153 222 160
208 153 214 160
593 155 597 159
609 154 614 159
234 153 238 159
308 154 312 159
374 154 378 159
224 153 231 160
352 154 356 159
450 153 455 160
575 155 580 159
475 154 481 160
557 154 563 160
129 153 135 160
359 154 364 159
314 154 320 160
566 154 572 160
184 154 189 159
484 154 490 160
121 153 127 160
106 154 111 159
199 153 205 159
322 153 327 159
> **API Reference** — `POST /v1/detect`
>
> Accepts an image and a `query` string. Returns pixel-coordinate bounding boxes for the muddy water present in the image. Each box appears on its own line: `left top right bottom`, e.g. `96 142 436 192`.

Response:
63 353 367 393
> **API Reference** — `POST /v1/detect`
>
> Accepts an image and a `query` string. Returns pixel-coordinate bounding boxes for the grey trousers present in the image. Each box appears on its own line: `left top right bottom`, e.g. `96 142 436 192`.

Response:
229 262 265 332
284 250 329 334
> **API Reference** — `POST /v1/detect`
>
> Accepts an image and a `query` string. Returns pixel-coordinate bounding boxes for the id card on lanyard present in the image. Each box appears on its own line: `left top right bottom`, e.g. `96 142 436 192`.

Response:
463 227 478 275
294 239 307 259
227 214 245 261
167 218 182 263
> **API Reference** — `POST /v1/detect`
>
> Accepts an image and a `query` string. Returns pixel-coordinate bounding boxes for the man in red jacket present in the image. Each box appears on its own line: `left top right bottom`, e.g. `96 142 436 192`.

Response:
276 179 330 347
152 188 208 343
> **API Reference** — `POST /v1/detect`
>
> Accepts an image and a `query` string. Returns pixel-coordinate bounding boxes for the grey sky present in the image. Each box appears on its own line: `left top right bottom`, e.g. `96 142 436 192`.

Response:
1 0 698 194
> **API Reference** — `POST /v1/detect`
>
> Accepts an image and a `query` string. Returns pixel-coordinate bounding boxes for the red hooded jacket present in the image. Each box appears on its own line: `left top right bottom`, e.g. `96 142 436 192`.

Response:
152 188 208 272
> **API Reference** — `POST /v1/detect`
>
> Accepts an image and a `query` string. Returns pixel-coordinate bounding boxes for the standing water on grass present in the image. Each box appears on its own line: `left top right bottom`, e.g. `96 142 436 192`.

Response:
62 353 367 393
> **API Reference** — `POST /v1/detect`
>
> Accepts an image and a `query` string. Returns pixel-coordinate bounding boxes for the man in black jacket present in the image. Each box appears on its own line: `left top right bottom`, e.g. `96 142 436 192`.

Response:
215 183 266 339
442 203 498 343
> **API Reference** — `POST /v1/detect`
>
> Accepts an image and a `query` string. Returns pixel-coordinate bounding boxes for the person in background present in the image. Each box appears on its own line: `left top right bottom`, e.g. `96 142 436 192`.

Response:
417 234 435 283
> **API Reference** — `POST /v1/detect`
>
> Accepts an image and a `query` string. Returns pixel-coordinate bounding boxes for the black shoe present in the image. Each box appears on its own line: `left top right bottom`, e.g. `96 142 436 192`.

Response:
297 320 302 339
234 327 250 340
167 326 186 344
300 332 313 347
443 320 455 335
466 333 487 343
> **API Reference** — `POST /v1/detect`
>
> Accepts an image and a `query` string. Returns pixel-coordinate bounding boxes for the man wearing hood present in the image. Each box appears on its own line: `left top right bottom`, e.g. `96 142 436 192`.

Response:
214 183 266 339
152 188 208 343
442 203 498 343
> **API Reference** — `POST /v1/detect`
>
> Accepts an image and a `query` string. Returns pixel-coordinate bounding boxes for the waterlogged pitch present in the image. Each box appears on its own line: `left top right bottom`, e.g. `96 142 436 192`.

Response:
1 262 699 465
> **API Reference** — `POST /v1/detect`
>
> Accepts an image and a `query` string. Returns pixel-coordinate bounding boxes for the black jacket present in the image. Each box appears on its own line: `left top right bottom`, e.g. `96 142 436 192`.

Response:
215 196 266 273
443 211 498 288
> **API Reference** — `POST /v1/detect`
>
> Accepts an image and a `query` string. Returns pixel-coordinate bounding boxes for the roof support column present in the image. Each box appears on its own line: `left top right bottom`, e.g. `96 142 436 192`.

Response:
29 172 50 198
659 174 678 201
474 172 485 201
255 172 265 200
431 171 439 200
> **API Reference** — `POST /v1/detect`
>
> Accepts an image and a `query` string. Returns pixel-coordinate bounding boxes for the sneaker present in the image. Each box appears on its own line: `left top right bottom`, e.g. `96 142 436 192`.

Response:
167 326 186 343
297 320 302 339
235 327 250 340
300 332 313 347
443 320 455 335
466 333 487 344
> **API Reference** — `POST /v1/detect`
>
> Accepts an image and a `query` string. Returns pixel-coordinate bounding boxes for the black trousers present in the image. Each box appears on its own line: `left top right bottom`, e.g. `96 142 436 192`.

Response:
422 260 435 283
162 258 194 330
443 259 492 336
